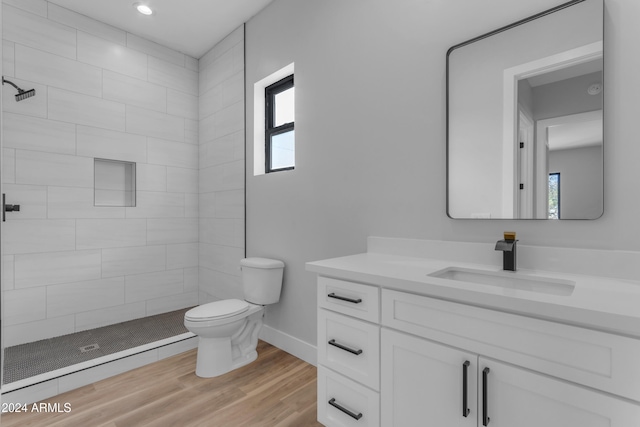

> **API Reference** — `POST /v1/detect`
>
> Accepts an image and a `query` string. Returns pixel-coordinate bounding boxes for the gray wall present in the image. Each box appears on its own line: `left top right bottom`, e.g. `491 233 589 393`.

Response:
549 145 603 219
246 0 640 349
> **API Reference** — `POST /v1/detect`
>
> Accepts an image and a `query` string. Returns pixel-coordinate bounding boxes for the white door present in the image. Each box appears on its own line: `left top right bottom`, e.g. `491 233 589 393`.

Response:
381 329 477 427
479 358 640 427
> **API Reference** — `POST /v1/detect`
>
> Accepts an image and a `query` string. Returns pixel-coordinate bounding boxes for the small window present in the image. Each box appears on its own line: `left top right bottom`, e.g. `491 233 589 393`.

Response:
265 75 294 173
548 172 560 219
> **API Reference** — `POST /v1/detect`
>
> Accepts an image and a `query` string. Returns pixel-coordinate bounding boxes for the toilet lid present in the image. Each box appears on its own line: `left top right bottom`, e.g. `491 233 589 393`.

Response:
185 299 250 321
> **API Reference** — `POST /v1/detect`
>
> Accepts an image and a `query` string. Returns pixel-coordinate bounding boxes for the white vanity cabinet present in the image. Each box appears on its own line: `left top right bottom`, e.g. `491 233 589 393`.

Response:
315 274 640 426
317 277 381 427
380 289 640 426
381 328 640 426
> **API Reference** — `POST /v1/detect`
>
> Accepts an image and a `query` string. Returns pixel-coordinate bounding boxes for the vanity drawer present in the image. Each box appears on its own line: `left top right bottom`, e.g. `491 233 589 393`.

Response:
318 309 380 391
318 276 379 323
382 289 640 402
318 365 380 427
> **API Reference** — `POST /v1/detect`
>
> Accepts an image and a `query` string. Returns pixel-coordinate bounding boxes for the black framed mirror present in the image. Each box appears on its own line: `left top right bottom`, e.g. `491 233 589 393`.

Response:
447 0 604 219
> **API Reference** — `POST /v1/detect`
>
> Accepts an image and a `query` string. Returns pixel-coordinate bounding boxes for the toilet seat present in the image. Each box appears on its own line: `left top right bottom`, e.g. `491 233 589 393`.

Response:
185 299 249 322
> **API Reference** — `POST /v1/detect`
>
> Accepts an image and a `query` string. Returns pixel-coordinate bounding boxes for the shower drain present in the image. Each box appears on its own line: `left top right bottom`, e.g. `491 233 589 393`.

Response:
79 343 100 353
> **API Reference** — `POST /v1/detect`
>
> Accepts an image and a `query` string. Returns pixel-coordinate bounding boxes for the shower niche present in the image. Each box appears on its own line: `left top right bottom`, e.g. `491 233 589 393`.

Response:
94 158 136 207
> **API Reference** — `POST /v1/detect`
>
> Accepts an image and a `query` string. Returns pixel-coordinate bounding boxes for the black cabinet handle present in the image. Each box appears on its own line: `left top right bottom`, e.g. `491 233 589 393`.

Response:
328 339 363 355
462 361 470 417
328 398 363 420
328 293 362 304
483 367 490 426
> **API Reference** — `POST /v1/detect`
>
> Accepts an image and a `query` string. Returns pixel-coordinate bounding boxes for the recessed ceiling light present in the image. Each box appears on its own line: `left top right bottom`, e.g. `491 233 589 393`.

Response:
133 3 154 16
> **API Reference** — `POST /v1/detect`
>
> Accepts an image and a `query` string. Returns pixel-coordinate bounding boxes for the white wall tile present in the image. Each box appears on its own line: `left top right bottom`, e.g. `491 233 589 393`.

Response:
136 164 167 192
3 219 75 254
200 131 243 168
103 70 167 113
166 243 199 270
3 315 75 347
148 138 198 169
199 191 216 218
102 245 166 277
167 89 198 120
125 269 183 303
47 3 126 46
200 218 244 248
147 218 198 245
198 267 243 301
3 5 76 59
77 31 147 80
14 249 102 288
166 167 198 193
146 291 198 316
77 219 147 249
2 77 47 118
3 148 16 184
185 56 199 72
185 193 199 218
16 150 94 187
184 119 199 145
77 125 147 163
126 106 184 142
3 40 15 77
3 255 16 290
148 56 198 96
49 88 126 131
47 277 125 317
15 44 102 97
3 112 76 155
2 0 47 16
126 33 185 66
75 302 146 332
213 101 244 139
48 186 126 219
199 160 244 193
3 184 47 219
4 287 46 325
184 267 199 292
214 189 245 219
125 191 184 218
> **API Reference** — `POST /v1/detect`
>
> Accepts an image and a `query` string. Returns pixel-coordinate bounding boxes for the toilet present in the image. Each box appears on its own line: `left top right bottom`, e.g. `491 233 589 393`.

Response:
184 257 284 378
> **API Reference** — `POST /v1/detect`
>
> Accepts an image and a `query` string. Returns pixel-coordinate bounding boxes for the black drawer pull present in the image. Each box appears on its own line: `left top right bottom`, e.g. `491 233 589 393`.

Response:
328 398 363 420
328 339 363 355
483 367 490 426
328 293 362 304
462 360 470 417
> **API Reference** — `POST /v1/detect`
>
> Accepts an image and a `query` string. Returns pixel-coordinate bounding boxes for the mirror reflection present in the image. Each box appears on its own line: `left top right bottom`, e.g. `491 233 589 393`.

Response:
447 0 603 219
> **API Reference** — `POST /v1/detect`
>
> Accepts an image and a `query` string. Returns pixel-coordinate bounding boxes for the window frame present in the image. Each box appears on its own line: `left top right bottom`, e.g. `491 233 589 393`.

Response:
265 74 295 173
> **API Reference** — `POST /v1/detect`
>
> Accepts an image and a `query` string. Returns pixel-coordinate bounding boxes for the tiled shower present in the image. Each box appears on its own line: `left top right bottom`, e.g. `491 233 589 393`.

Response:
1 0 246 391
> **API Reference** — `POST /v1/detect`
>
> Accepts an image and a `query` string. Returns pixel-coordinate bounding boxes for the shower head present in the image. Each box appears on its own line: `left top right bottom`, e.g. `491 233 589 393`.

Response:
2 77 36 102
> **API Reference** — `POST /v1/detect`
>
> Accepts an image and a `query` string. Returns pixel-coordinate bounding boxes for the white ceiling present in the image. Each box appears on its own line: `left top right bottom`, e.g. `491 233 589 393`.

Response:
548 118 602 151
46 0 274 58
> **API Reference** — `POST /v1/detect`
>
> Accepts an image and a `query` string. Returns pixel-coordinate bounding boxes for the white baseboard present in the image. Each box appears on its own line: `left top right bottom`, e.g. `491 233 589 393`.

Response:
259 325 317 366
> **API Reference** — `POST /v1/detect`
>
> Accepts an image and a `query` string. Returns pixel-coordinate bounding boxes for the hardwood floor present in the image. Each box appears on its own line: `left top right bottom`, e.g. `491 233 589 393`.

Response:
2 341 323 427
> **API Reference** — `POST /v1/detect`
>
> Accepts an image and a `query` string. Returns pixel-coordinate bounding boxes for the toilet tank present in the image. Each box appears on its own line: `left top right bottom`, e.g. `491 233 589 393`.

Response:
240 258 284 305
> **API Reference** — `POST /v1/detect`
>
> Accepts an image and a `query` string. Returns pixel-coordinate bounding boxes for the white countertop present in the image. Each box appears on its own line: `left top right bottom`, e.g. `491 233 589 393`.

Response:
307 252 640 339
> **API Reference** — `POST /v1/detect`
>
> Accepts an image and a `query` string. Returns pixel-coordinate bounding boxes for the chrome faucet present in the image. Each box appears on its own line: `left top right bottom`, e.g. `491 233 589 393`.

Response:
495 232 518 271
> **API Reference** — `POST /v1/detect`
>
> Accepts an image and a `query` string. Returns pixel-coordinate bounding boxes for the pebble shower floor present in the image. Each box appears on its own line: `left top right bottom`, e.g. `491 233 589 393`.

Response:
3 307 192 384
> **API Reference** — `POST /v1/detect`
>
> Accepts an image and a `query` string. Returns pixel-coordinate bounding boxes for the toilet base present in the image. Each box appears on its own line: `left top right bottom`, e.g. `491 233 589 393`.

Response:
193 310 263 378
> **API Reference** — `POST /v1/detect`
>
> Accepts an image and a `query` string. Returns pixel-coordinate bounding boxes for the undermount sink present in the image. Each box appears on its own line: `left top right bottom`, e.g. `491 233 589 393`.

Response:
428 267 575 296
